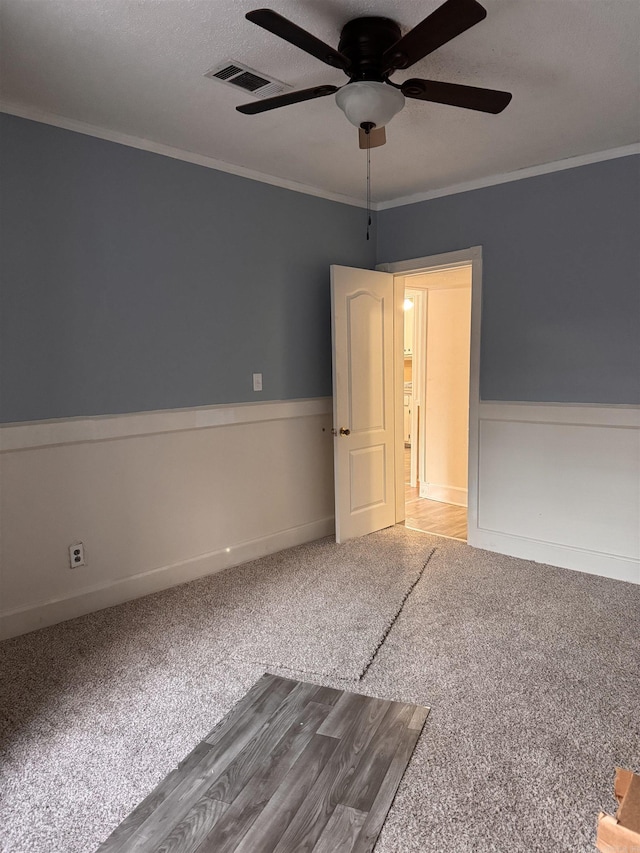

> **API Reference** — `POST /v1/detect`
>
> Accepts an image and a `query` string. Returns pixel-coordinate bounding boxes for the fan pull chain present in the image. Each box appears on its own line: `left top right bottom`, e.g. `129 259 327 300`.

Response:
366 127 372 241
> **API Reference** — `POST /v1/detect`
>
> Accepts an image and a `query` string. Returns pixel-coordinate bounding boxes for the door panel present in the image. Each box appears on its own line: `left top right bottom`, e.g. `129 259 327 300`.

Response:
350 444 387 511
348 291 385 432
331 265 396 543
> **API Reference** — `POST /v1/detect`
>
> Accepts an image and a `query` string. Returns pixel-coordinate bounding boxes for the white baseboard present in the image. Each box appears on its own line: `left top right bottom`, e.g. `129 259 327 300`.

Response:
420 483 468 507
469 527 640 586
0 516 335 640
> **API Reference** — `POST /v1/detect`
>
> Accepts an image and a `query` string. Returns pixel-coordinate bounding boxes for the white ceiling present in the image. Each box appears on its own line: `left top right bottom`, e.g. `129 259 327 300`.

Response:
1 0 638 203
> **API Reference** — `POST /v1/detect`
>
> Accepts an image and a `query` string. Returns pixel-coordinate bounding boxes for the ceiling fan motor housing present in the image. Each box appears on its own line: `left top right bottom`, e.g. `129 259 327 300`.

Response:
334 17 406 130
338 17 402 81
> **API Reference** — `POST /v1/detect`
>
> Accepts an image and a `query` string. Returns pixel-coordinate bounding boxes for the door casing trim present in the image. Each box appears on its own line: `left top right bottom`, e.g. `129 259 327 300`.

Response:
377 246 482 543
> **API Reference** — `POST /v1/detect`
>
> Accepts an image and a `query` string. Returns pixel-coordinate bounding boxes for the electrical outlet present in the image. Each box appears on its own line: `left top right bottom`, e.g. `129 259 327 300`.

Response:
69 542 85 568
253 373 263 392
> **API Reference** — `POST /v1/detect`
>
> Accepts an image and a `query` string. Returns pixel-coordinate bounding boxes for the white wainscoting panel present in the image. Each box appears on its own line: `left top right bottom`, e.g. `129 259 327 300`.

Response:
0 399 335 639
469 402 640 584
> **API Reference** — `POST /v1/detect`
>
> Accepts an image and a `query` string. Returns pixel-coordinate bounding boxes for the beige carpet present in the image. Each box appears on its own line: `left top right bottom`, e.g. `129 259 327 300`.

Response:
1 527 639 852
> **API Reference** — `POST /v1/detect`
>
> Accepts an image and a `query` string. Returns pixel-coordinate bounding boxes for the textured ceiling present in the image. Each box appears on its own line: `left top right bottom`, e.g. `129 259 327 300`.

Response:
1 0 638 203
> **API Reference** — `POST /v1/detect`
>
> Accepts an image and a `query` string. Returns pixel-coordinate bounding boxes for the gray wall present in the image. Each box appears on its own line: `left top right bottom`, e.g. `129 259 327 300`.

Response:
0 114 375 423
377 155 640 404
2 113 638 422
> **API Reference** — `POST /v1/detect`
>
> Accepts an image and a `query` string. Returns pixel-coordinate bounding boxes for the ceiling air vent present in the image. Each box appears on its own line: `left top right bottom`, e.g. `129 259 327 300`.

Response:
205 60 291 99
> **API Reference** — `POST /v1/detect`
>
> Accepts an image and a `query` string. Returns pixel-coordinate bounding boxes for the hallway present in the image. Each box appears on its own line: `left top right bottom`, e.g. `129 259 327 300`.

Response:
404 449 467 540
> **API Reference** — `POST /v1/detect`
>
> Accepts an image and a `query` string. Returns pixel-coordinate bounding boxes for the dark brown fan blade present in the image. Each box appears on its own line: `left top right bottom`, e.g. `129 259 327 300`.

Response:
246 9 350 70
401 78 511 113
382 0 487 72
236 85 339 115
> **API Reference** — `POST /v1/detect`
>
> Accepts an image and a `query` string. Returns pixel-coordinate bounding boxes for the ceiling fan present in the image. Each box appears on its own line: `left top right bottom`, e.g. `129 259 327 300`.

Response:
236 0 512 147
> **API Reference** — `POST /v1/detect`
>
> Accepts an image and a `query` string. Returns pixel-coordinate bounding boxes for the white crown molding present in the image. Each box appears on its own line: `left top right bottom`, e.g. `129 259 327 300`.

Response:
2 101 638 212
0 101 367 209
376 144 640 210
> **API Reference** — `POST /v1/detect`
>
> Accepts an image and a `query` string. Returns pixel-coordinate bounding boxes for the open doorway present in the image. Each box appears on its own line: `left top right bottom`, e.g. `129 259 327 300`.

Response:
401 264 472 541
330 249 480 545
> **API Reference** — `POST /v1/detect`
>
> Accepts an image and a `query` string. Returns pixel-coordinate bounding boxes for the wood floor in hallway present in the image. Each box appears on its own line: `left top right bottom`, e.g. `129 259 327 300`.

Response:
403 449 467 541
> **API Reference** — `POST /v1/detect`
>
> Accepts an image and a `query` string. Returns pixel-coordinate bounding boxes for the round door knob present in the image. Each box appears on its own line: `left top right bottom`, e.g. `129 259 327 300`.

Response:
339 427 351 436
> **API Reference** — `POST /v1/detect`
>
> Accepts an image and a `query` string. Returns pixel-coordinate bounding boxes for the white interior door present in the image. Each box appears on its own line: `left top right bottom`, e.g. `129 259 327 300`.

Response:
331 265 396 543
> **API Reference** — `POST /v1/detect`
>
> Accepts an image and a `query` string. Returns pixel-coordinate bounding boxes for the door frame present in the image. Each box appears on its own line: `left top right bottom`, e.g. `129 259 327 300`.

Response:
402 286 424 488
377 246 482 545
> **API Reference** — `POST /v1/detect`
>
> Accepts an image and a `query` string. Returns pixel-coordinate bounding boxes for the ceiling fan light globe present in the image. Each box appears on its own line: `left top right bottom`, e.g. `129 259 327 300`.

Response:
335 81 405 128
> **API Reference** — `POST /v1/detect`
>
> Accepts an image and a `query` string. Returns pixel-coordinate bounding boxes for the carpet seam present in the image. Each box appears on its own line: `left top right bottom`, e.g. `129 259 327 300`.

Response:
228 545 437 682
356 546 437 680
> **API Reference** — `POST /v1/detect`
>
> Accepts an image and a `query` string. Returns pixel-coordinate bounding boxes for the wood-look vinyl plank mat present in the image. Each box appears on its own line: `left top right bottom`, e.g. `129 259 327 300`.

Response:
96 673 428 853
